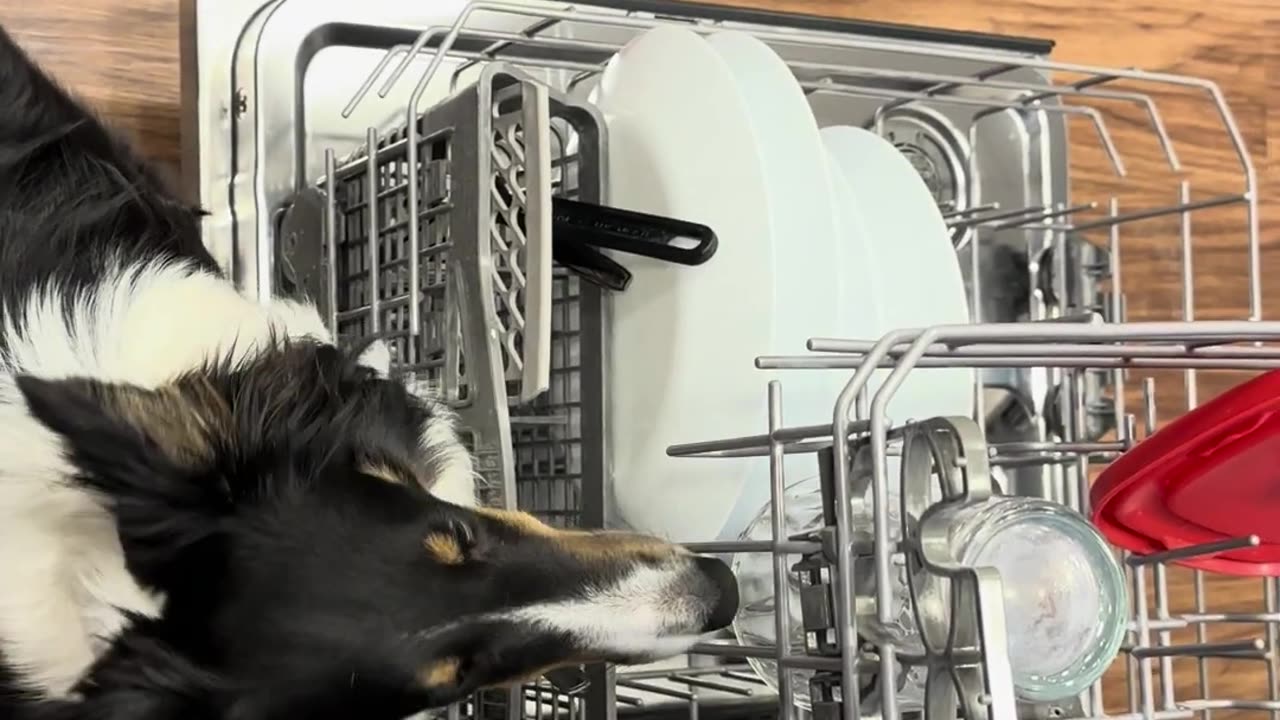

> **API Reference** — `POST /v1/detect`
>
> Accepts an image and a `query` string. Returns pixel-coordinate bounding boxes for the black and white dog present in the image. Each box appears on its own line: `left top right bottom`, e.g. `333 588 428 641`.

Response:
0 27 736 720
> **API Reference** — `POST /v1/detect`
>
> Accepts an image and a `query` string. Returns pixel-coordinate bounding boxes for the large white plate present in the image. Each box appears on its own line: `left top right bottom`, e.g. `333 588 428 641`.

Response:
701 31 847 541
822 125 974 424
592 26 776 542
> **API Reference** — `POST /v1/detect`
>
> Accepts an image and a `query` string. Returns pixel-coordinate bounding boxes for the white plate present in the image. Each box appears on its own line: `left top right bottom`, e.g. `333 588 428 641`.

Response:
701 31 846 541
822 126 974 424
592 26 776 542
714 151 890 536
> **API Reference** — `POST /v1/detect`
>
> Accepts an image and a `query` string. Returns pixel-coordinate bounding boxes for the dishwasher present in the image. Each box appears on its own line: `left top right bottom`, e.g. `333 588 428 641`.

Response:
178 2 1272 720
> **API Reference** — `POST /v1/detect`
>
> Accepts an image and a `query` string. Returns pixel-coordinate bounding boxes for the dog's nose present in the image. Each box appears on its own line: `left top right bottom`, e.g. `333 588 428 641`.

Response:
693 555 739 632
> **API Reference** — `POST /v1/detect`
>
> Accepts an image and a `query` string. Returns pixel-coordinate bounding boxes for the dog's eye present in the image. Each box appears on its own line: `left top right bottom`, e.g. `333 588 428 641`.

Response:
448 518 476 551
424 518 478 566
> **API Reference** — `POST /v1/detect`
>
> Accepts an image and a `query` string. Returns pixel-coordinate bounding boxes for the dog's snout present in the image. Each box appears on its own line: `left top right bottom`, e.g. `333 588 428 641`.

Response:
692 555 738 632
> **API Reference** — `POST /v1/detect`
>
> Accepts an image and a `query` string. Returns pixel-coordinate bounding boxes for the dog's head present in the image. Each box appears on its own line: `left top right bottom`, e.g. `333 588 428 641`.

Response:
16 340 736 717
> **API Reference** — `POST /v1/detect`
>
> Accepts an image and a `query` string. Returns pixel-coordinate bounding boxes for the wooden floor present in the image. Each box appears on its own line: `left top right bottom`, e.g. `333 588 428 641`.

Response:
5 0 1279 716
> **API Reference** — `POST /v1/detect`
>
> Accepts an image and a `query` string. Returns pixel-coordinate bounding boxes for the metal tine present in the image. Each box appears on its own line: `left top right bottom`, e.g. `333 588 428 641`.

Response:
688 643 842 671
323 149 339 337
452 15 564 78
342 43 411 118
1130 639 1266 660
1139 378 1176 711
757 355 1280 371
1079 711 1195 720
1133 558 1156 720
365 127 381 334
990 453 1118 469
1068 193 1248 233
1127 535 1261 567
618 665 757 682
614 694 644 708
798 62 1179 171
1142 376 1157 439
524 687 574 711
720 671 769 686
614 680 693 702
942 202 999 220
666 419 870 458
1187 700 1280 712
870 62 1024 116
770 341 1280 360
665 675 755 697
683 540 821 555
1181 612 1280 624
993 440 1125 454
806 322 1280 349
1130 613 1280 633
946 203 1061 229
1020 77 1180 172
1267 579 1280 720
765 381 795 711
805 79 1126 176
987 202 1097 231
976 99 1125 176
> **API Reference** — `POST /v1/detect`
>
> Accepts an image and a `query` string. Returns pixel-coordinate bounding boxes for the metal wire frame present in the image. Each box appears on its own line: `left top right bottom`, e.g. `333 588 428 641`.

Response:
337 0 1258 318
666 322 1280 720
312 4 1266 720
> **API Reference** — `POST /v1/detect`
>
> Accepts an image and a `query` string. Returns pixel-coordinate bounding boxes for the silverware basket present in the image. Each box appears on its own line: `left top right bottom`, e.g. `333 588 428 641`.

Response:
183 2 1272 720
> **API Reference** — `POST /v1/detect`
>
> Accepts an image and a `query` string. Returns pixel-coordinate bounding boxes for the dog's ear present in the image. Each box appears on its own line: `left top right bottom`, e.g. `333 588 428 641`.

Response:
15 375 233 587
354 338 392 378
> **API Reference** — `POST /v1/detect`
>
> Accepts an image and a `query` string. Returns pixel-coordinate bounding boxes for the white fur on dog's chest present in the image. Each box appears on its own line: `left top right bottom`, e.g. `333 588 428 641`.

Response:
0 259 476 697
0 474 162 696
0 261 326 696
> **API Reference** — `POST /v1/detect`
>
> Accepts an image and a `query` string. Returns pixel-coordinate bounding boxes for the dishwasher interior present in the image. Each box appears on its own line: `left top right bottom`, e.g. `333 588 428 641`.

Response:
180 1 1271 719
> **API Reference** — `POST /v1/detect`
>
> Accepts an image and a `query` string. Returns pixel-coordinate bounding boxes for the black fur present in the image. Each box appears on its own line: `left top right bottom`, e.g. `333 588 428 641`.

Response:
0 28 218 356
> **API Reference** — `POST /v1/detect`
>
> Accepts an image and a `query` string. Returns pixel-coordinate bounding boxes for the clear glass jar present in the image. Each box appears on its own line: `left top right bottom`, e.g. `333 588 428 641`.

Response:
731 487 1127 707
940 496 1128 702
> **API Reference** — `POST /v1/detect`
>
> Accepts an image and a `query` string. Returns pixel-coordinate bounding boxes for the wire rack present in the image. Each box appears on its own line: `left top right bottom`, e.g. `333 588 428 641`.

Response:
292 2 1270 720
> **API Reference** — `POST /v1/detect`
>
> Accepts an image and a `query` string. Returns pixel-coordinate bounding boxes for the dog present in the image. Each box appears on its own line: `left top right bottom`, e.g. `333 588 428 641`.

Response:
0 26 737 720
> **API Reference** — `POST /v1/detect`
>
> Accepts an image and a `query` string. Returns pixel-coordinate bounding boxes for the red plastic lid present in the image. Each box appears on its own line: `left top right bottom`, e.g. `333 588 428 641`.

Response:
1091 368 1280 576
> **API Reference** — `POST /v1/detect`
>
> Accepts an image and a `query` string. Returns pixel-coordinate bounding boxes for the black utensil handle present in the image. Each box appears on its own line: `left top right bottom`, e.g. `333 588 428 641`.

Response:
552 197 717 266
552 236 633 292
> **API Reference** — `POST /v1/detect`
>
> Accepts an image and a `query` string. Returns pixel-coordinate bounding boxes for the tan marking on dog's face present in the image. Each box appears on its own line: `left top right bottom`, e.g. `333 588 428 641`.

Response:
423 532 465 565
473 507 558 536
418 657 461 688
472 507 683 563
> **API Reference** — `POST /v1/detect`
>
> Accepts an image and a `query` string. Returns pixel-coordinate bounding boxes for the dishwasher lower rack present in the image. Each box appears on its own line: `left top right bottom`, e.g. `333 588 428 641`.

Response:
186 1 1269 719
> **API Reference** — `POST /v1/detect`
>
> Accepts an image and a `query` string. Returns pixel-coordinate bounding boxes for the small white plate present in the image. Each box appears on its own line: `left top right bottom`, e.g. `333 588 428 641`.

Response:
822 126 973 425
592 26 775 542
